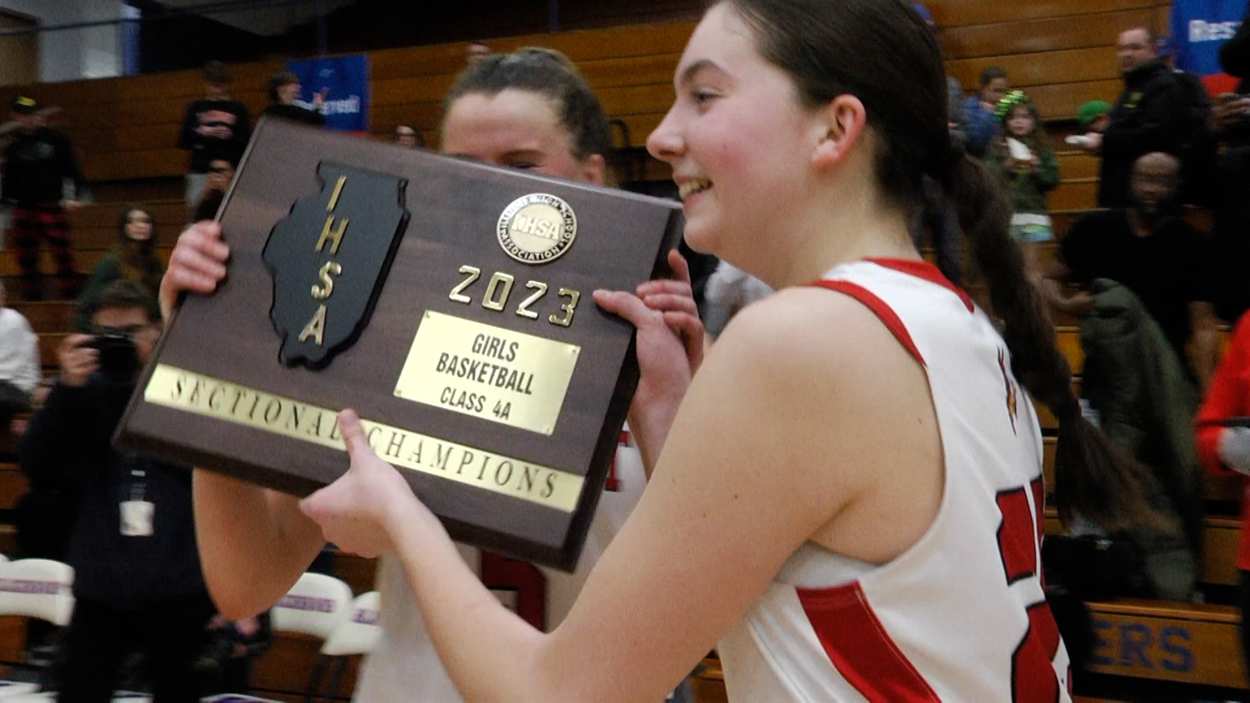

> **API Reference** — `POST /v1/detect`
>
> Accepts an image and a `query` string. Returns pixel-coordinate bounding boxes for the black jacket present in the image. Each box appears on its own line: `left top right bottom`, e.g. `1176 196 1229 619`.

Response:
261 103 326 127
1099 61 1191 208
18 377 208 609
1219 1 1250 89
178 98 251 173
1 127 86 207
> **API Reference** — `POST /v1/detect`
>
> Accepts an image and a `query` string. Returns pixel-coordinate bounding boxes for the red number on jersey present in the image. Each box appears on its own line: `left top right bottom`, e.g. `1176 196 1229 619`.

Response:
996 477 1062 702
480 552 546 630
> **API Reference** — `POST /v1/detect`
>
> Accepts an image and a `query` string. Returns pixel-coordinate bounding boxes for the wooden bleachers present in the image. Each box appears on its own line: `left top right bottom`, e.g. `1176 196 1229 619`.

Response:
1084 599 1244 690
0 1 1162 216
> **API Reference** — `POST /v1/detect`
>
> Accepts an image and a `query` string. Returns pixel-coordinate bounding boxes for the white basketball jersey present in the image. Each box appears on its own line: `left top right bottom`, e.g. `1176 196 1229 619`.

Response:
355 434 646 702
718 259 1071 702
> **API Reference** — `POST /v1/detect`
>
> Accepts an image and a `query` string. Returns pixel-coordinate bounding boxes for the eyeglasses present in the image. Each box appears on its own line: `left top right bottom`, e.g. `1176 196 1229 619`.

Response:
92 323 153 337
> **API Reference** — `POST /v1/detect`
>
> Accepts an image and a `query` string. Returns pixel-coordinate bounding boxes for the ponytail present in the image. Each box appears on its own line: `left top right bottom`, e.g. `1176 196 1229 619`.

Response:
939 154 1172 534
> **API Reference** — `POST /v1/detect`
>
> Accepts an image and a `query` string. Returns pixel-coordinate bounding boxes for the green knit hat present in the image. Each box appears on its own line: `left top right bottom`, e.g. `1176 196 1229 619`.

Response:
1077 100 1111 127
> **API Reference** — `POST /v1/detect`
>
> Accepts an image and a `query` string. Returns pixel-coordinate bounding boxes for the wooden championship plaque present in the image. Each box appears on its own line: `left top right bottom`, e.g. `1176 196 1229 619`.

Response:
115 118 683 570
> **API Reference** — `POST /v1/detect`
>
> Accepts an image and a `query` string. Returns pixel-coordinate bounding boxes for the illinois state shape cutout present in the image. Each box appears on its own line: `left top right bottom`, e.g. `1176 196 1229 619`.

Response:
262 162 409 368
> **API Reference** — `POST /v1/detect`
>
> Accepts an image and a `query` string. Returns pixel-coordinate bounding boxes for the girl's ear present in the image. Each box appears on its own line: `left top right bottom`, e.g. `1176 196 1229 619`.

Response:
811 94 867 172
580 153 607 185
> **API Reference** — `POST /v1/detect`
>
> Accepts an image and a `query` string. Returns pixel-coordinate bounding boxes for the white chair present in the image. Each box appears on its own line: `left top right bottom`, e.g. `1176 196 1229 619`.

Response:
0 682 41 699
0 559 73 627
271 572 353 641
0 560 74 698
272 572 354 701
320 590 381 657
0 692 54 702
318 591 381 697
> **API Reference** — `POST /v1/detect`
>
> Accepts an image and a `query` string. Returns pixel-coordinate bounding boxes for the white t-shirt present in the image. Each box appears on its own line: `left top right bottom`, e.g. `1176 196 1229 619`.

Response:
0 307 39 395
355 434 647 702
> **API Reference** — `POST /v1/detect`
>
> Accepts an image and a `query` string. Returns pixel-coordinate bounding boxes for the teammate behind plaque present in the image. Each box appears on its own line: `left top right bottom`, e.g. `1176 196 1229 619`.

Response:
297 2 1172 700
161 48 703 701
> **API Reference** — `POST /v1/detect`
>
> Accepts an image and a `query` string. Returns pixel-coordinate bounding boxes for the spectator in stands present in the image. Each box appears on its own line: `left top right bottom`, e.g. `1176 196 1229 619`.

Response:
394 124 422 148
1044 152 1220 387
987 90 1059 275
910 1 966 284
1078 27 1194 208
1043 152 1214 598
909 4 965 136
1077 99 1112 134
466 42 492 65
20 280 214 699
1222 1 1250 79
0 104 63 246
1210 3 1250 322
75 206 163 332
0 280 38 437
163 47 702 702
1195 311 1250 675
2 96 88 301
261 71 326 127
191 158 236 224
961 66 1009 157
178 61 250 210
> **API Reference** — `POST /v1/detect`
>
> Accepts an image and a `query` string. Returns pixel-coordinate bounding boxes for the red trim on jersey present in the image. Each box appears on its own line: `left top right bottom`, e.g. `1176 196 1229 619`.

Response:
865 257 975 312
605 430 631 492
807 280 925 367
797 582 940 702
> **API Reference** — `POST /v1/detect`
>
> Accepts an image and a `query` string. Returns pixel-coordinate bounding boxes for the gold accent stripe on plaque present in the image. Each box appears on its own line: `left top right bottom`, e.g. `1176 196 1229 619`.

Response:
143 364 584 512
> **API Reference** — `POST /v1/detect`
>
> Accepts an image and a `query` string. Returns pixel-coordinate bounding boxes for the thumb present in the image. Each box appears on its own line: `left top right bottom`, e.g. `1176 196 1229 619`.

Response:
337 409 371 461
298 486 328 520
667 249 692 286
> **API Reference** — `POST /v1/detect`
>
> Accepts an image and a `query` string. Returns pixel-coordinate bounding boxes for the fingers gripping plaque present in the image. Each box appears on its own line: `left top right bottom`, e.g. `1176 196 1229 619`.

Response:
262 163 409 368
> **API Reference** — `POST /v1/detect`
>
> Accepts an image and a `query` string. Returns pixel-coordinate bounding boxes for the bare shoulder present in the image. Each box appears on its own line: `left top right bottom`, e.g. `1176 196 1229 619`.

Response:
713 285 919 379
680 285 937 505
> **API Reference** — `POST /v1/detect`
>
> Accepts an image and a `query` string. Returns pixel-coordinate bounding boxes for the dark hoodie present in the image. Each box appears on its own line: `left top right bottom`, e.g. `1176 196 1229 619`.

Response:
1 126 86 207
1099 60 1191 208
19 374 208 609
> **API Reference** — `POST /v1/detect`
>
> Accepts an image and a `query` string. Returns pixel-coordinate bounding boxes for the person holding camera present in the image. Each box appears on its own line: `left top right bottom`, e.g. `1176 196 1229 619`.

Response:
18 280 214 700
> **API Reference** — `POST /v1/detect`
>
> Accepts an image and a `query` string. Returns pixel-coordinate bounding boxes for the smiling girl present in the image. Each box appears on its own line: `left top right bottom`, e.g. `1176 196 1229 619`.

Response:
298 2 1162 700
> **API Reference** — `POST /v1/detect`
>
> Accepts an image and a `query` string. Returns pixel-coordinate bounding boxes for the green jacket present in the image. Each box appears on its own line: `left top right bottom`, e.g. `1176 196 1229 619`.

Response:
987 140 1059 215
1079 279 1202 598
74 252 164 331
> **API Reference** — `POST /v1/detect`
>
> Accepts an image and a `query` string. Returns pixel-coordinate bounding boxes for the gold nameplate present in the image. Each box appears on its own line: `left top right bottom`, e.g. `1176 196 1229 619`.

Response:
143 364 584 512
393 310 580 435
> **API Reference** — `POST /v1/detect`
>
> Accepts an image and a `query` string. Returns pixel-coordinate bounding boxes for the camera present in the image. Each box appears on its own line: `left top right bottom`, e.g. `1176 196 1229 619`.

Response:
89 332 139 380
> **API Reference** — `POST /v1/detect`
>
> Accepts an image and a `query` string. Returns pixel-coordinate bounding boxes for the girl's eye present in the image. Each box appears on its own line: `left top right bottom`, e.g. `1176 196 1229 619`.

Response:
693 90 718 107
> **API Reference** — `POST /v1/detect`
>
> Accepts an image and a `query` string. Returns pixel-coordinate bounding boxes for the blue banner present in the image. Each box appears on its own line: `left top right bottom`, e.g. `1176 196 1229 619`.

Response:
1170 0 1244 94
286 55 370 132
